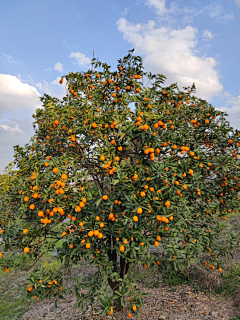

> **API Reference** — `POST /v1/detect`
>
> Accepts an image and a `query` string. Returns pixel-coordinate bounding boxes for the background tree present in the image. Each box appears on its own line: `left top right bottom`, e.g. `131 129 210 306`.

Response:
0 49 239 319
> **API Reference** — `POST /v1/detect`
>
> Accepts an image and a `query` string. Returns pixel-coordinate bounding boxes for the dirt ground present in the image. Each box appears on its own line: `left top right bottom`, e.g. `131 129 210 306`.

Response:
20 279 239 320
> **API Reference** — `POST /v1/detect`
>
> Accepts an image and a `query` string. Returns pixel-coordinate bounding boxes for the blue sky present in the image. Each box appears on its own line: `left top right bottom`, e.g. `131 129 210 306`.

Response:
0 0 240 173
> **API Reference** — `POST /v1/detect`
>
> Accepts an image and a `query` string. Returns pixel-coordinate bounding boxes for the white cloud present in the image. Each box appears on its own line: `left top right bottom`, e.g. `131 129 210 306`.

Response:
51 77 62 85
69 52 91 66
235 0 240 7
0 74 41 116
36 77 67 100
2 53 19 63
142 0 234 24
0 118 36 173
221 12 234 21
0 124 22 133
202 3 234 22
117 17 223 100
202 29 214 40
217 93 240 129
54 62 63 72
0 74 41 172
204 3 223 18
121 7 129 16
145 0 166 15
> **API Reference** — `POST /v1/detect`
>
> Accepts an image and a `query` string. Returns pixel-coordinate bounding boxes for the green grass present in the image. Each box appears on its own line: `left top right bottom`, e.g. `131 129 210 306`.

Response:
0 269 32 320
215 262 240 296
0 250 63 320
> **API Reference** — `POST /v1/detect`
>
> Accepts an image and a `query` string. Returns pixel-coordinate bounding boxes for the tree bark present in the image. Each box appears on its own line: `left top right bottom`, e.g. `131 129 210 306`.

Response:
107 237 131 312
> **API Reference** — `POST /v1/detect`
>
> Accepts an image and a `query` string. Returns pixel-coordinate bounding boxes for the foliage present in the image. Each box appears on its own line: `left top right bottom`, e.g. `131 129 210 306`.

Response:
1 49 240 318
215 262 240 296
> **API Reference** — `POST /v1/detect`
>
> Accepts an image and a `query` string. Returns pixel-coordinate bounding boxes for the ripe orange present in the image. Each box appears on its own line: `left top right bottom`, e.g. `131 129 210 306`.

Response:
137 207 143 214
165 201 170 208
102 195 108 200
154 241 159 247
69 244 74 249
108 307 113 315
61 174 67 180
132 305 137 312
98 233 103 239
24 247 30 253
23 229 29 235
119 245 125 252
53 167 58 173
93 230 99 236
100 155 105 161
133 216 138 222
75 206 81 212
86 243 91 249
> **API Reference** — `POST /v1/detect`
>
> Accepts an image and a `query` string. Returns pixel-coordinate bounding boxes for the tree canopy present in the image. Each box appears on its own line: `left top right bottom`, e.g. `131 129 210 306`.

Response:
0 49 239 318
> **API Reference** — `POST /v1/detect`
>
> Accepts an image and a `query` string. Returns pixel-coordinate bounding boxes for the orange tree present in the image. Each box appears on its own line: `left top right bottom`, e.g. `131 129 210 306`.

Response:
0 49 240 318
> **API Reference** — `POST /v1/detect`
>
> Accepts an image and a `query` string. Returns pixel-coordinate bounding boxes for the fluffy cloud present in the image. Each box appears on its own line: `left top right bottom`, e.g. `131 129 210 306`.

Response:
69 52 91 66
54 62 63 72
142 1 234 23
36 77 67 100
202 29 214 40
0 118 35 173
117 18 223 100
0 74 41 116
145 0 166 15
0 74 42 172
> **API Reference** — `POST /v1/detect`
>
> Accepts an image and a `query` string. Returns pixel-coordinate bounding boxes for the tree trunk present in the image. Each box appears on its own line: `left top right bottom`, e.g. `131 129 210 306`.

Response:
107 236 131 313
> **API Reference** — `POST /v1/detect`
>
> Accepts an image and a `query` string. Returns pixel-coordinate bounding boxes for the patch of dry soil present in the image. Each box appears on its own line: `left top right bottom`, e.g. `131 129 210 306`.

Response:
20 281 239 320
